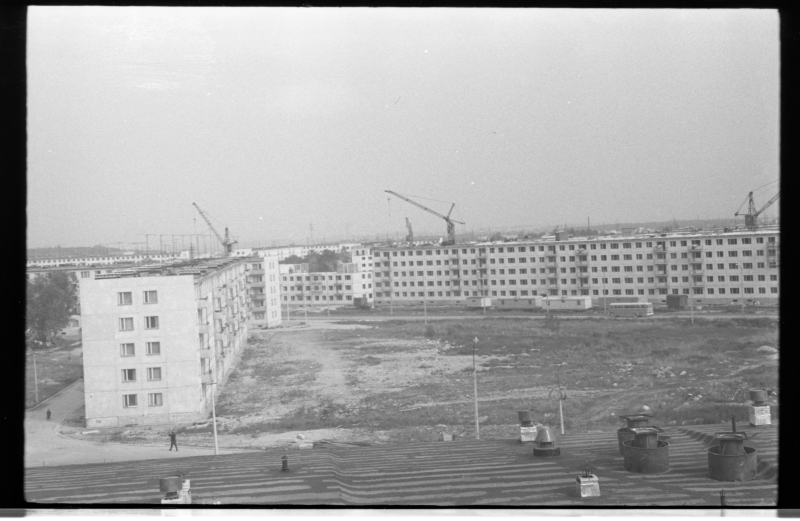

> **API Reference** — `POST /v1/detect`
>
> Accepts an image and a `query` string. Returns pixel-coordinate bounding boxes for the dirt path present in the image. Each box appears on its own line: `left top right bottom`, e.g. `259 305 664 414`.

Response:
268 328 360 406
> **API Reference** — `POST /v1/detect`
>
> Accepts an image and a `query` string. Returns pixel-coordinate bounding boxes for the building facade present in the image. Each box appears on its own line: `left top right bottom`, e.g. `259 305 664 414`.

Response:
79 257 272 428
244 255 282 328
279 261 374 306
372 228 780 307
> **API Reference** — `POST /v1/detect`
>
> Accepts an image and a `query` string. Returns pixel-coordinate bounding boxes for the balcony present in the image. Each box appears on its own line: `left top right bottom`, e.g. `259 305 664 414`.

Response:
197 323 209 334
689 244 703 251
201 373 213 384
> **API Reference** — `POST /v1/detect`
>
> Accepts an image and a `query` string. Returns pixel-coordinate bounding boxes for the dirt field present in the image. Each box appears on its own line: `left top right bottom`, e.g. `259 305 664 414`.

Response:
63 316 778 450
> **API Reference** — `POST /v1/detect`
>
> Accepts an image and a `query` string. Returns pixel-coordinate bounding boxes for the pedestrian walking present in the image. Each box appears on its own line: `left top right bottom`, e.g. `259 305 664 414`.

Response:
46 409 51 421
169 430 178 451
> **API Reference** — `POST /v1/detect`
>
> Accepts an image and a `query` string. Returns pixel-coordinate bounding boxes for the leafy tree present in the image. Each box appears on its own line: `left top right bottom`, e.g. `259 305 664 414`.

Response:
280 249 351 272
26 272 77 345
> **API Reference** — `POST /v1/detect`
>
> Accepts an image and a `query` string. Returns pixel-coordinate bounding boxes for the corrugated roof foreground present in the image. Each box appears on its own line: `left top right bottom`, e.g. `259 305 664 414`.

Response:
25 425 777 506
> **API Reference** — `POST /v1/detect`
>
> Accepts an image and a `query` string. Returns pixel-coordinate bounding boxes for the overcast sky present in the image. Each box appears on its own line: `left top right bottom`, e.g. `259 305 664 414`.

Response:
27 7 779 249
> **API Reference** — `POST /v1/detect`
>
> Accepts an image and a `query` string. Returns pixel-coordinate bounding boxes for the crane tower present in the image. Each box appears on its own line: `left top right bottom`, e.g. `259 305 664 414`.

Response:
386 191 464 245
192 203 238 255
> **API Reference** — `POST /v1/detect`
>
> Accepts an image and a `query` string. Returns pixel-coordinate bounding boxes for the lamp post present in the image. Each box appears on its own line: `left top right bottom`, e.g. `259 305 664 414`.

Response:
30 346 39 404
473 337 480 440
209 372 219 456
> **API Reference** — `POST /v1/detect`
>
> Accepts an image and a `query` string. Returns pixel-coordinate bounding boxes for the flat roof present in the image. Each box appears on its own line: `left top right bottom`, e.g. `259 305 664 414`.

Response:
373 226 780 250
86 256 259 280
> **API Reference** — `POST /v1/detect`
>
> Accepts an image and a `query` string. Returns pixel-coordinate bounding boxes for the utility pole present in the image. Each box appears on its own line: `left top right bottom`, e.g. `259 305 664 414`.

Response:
210 374 219 456
31 348 39 404
473 337 480 440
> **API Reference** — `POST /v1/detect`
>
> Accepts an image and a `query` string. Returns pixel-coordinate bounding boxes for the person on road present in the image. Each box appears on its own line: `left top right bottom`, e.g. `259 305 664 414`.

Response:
46 409 51 420
169 430 178 451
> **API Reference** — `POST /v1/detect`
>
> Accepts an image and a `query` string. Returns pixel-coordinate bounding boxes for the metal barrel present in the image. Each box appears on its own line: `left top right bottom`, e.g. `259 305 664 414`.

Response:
708 446 758 481
617 428 635 455
518 411 534 425
719 439 745 456
749 389 768 404
622 439 670 474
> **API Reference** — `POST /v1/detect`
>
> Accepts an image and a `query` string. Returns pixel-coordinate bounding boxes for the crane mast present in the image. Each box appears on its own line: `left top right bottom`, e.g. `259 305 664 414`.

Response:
405 217 414 243
385 190 464 245
192 203 237 255
735 190 780 229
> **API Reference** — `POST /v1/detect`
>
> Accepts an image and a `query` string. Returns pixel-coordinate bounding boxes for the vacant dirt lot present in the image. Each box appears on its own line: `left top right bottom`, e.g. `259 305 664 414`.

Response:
63 316 778 450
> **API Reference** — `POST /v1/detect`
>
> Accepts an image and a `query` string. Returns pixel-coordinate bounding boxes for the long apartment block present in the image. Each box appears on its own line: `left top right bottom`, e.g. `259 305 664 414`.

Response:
78 256 280 428
371 228 779 307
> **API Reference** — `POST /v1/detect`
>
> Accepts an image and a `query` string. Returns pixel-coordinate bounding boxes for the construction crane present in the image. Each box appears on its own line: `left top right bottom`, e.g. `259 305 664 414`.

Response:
405 218 414 243
735 190 780 229
385 191 464 245
192 203 237 255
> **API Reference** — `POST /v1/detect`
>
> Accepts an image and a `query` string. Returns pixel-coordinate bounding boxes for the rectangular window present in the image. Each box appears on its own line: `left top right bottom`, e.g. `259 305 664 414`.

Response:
120 343 135 357
119 317 134 331
145 316 159 329
147 367 162 381
117 292 132 306
123 394 137 408
143 290 158 304
147 393 163 406
122 369 136 382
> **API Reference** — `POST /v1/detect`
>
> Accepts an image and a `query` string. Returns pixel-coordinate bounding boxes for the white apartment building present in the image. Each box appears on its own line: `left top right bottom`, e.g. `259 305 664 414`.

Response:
243 255 282 328
26 252 188 269
280 261 374 307
79 257 276 427
372 228 779 307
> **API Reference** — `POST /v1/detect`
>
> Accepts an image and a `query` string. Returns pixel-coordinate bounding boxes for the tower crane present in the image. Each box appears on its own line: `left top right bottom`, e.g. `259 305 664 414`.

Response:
734 190 780 229
405 218 414 243
192 203 238 255
386 191 464 245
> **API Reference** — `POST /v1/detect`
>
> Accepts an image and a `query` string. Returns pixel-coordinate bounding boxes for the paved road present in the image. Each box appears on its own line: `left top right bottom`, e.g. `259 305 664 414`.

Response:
25 380 249 468
289 312 778 322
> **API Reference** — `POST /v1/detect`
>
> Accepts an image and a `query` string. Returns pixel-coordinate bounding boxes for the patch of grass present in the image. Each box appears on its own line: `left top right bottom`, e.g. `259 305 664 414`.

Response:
26 347 84 409
359 356 382 366
424 325 437 338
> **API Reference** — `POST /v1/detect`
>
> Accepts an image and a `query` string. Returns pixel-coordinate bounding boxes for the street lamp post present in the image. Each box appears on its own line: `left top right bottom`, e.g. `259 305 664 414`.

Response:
209 374 220 456
31 347 39 404
473 337 480 440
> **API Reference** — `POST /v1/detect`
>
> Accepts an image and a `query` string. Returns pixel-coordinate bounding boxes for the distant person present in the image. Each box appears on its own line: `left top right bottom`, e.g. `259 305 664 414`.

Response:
169 430 178 451
46 409 51 420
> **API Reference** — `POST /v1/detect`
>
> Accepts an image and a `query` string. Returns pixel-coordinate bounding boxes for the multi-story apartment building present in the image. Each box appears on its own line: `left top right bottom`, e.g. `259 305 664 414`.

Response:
243 255 282 328
352 247 374 273
27 252 188 269
279 261 374 306
79 257 277 427
372 228 779 307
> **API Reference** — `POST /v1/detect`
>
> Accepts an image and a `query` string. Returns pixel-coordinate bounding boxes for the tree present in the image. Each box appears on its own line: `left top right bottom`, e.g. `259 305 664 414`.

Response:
280 249 351 272
26 272 77 345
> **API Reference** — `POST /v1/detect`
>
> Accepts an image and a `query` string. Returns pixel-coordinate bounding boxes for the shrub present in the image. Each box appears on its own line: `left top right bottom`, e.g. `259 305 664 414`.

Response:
424 325 437 338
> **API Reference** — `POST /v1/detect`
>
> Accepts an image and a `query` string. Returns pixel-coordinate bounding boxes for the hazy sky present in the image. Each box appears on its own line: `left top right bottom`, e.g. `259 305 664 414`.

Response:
27 7 779 249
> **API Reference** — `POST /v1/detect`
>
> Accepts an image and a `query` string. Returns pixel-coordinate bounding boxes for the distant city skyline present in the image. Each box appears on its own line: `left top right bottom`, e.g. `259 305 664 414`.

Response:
27 8 779 249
